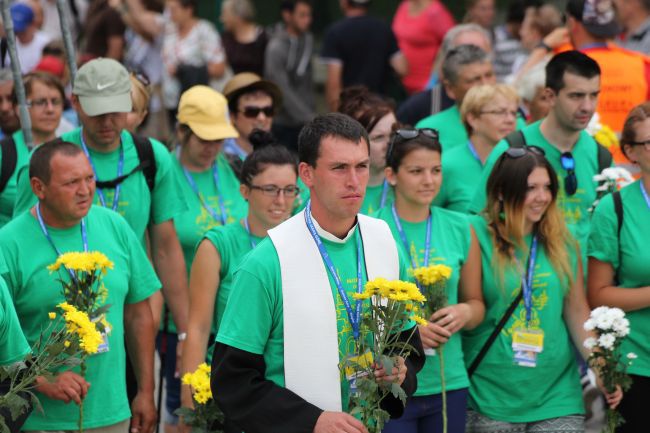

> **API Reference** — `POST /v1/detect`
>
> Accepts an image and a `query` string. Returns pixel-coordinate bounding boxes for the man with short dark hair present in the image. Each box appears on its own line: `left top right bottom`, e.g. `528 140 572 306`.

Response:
0 140 160 433
416 44 498 150
320 0 408 111
0 69 20 138
471 51 608 254
264 0 315 153
211 113 424 433
566 0 650 133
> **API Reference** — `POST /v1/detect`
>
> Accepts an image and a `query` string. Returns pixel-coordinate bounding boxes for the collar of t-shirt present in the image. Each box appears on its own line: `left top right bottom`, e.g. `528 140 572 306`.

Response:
629 17 650 41
311 213 357 244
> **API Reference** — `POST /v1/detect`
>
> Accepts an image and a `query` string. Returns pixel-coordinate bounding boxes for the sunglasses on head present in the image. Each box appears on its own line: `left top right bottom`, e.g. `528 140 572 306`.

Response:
240 106 274 119
560 152 577 196
130 70 150 87
386 128 439 162
495 145 545 171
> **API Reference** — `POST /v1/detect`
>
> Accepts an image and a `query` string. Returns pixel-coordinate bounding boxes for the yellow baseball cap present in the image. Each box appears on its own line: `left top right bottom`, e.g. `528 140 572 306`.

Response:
177 86 239 141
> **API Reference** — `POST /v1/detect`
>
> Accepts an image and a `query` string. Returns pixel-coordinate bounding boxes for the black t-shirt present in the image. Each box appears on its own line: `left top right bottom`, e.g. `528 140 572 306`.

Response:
83 0 126 58
221 29 268 76
320 15 400 94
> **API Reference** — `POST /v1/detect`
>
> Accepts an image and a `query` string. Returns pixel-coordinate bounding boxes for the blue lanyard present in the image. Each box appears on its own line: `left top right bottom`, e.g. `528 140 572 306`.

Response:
182 164 228 225
379 179 389 209
641 181 650 210
467 141 483 167
80 130 124 211
242 218 258 249
520 235 539 326
391 203 432 269
304 204 364 340
226 139 248 160
36 202 88 281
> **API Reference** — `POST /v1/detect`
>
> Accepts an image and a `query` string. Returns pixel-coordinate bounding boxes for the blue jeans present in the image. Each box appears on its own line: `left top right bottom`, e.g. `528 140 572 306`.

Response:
382 388 469 433
156 332 181 424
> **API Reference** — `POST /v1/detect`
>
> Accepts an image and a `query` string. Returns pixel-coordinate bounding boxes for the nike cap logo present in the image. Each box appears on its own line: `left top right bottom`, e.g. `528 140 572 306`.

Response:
96 82 115 91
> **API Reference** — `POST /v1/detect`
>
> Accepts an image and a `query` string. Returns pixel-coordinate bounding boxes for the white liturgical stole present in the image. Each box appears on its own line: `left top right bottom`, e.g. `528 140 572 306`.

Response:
268 210 400 411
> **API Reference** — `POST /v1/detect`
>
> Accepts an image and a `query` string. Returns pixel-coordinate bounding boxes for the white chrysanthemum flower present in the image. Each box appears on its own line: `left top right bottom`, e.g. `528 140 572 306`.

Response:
583 337 598 350
612 317 630 337
591 306 609 318
627 353 638 360
595 313 615 331
609 308 625 320
584 318 596 331
599 333 616 350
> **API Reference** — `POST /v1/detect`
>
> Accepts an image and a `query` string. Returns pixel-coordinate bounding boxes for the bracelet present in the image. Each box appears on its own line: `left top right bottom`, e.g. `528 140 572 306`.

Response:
536 41 552 52
177 332 187 342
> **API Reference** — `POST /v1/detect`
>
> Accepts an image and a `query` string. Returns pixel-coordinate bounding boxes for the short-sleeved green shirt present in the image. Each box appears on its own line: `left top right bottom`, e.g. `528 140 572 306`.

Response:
469 121 604 255
463 216 583 423
588 181 650 377
13 129 188 243
216 223 409 410
203 222 263 336
416 106 526 151
0 253 30 366
360 182 394 215
0 131 30 227
0 206 161 430
434 142 485 213
172 154 248 275
373 205 471 396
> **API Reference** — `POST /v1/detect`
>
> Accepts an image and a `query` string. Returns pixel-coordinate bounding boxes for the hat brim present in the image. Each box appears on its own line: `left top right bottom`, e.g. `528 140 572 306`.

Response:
188 121 239 141
79 93 132 116
584 21 621 38
226 81 283 108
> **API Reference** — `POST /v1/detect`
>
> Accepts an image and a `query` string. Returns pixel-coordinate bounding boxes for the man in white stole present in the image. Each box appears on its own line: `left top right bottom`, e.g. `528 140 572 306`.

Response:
211 113 424 433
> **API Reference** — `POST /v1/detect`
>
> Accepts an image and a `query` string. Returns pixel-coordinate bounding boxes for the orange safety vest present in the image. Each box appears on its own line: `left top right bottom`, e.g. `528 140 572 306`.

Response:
581 44 650 134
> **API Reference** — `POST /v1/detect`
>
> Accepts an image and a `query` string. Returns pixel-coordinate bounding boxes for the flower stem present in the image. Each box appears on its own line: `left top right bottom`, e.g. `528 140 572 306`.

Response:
79 360 86 433
439 345 447 433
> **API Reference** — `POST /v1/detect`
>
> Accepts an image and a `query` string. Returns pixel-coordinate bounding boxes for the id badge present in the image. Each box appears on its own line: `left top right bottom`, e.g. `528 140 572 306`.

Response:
512 328 544 368
95 322 111 354
344 351 374 396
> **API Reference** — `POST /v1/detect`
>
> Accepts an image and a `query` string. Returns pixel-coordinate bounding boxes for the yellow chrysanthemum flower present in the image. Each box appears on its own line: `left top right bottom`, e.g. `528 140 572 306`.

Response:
57 302 105 354
48 251 114 274
413 265 453 286
182 362 213 404
49 312 56 320
412 315 429 326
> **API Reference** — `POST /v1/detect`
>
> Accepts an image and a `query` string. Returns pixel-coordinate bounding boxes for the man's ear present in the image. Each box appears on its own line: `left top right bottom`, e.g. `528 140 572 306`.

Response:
442 78 457 101
299 161 314 188
31 177 46 200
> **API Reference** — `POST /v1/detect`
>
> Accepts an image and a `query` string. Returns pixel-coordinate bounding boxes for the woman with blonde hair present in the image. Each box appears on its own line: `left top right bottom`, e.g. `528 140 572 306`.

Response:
435 83 518 213
126 72 151 133
464 147 622 432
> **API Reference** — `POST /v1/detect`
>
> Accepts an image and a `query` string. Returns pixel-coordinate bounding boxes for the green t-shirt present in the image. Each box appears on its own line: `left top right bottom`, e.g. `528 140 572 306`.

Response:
469 121 604 255
0 206 161 430
360 182 394 216
172 154 248 275
434 142 484 213
0 131 30 227
373 205 471 396
203 222 263 336
416 106 526 151
294 178 310 214
216 223 409 410
14 129 188 243
0 253 30 365
588 181 650 377
463 216 583 422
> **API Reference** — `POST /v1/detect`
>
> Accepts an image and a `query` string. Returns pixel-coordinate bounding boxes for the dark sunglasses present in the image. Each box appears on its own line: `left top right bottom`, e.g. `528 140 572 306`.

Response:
240 106 274 118
495 145 545 171
560 152 577 196
130 70 150 87
386 128 439 162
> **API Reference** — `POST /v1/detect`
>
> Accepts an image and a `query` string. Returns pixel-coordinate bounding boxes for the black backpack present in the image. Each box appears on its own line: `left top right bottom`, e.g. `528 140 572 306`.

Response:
504 130 613 174
0 135 17 194
94 133 157 193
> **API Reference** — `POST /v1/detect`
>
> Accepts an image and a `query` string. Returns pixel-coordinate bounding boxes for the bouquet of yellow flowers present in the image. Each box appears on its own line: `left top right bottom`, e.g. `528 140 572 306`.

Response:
1 305 103 431
176 363 224 433
413 264 452 433
48 251 113 432
343 278 426 433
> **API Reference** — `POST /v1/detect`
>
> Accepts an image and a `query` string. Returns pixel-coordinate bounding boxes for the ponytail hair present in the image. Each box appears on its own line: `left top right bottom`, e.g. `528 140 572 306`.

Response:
240 129 298 185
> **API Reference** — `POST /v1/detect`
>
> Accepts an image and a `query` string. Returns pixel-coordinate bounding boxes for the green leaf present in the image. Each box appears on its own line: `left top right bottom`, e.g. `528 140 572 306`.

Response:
390 383 407 405
0 415 11 433
4 392 29 422
380 355 393 374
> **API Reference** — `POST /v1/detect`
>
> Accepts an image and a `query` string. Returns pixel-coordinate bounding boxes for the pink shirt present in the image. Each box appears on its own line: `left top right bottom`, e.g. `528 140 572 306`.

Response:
392 1 455 94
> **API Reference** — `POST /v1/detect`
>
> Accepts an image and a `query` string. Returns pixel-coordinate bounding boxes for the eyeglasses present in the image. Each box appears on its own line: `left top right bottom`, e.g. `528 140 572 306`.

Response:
240 106 274 119
249 184 300 197
480 109 518 119
27 97 64 109
626 139 650 151
386 128 439 162
133 71 150 87
560 152 577 196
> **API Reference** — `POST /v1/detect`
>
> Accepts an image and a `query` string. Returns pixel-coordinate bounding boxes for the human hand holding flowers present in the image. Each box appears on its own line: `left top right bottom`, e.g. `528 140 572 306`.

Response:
373 356 407 385
430 304 471 334
35 371 90 404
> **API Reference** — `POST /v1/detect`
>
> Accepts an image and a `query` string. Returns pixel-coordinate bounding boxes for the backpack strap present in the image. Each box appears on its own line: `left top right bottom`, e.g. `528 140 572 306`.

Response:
596 143 613 173
612 190 623 285
0 135 17 194
131 133 157 193
504 130 526 148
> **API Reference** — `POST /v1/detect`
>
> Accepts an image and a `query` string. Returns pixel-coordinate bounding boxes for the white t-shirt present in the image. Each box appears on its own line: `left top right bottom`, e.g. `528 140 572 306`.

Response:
16 31 52 74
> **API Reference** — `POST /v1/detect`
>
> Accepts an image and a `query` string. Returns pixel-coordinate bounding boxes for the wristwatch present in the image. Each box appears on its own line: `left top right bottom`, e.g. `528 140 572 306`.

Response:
177 332 187 342
535 41 552 52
